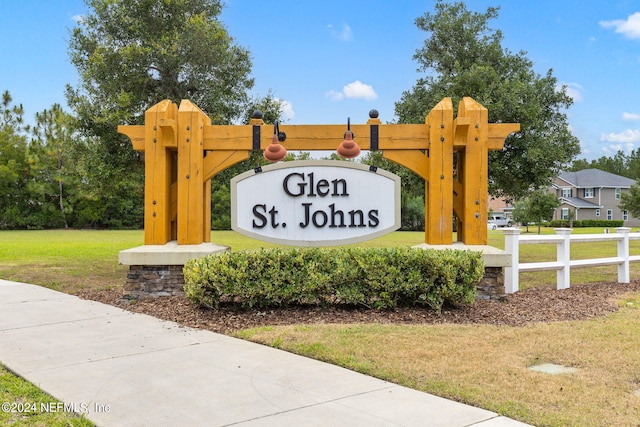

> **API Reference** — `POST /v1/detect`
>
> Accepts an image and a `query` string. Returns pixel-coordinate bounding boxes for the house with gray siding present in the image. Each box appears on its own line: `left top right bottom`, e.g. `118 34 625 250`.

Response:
551 169 640 226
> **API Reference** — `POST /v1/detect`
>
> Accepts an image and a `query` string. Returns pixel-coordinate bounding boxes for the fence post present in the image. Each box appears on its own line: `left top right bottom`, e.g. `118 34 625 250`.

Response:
615 227 631 283
555 228 572 290
503 228 521 293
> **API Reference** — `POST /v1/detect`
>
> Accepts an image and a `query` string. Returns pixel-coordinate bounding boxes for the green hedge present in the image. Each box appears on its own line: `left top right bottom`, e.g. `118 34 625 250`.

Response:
183 247 484 311
548 220 624 228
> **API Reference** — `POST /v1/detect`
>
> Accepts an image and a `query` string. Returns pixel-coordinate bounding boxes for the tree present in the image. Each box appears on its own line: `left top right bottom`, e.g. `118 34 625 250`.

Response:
241 91 286 126
66 0 254 228
27 104 78 228
511 191 559 234
625 150 640 180
395 1 580 201
360 151 425 230
521 190 560 234
619 182 640 219
567 158 592 172
570 150 640 180
0 91 30 228
211 184 231 230
511 199 533 233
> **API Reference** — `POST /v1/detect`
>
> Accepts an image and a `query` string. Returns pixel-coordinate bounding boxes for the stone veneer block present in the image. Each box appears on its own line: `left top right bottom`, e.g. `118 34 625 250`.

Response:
119 241 230 299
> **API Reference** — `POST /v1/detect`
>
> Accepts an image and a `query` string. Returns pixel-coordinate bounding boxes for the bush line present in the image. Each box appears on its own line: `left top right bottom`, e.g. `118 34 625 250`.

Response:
547 219 624 228
183 247 484 311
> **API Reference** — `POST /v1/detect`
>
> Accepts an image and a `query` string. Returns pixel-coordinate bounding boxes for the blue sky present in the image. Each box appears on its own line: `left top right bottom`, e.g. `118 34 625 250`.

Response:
1 1 639 161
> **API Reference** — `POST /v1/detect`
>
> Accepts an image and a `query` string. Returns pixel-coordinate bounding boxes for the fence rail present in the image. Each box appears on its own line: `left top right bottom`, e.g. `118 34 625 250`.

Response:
503 227 640 293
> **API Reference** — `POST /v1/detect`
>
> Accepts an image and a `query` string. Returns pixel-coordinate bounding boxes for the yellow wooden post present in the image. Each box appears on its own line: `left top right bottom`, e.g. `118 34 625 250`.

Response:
177 100 209 244
118 100 177 245
425 98 454 245
453 97 520 245
455 97 488 245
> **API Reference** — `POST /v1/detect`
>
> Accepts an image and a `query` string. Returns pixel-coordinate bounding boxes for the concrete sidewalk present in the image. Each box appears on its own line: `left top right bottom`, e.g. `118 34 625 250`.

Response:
0 279 531 426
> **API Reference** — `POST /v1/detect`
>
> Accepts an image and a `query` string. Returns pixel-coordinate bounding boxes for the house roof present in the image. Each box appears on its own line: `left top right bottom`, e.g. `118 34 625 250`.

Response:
557 169 636 189
560 197 602 209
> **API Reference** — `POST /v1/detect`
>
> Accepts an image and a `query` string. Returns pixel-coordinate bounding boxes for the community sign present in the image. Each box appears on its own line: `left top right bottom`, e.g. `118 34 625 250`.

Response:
231 160 401 246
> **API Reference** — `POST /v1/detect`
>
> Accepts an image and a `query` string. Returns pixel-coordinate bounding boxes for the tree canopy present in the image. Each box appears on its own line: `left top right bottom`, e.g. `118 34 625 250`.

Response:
570 150 640 180
65 0 254 228
395 1 580 201
67 0 253 125
27 104 78 228
0 91 29 228
619 182 640 220
511 190 560 234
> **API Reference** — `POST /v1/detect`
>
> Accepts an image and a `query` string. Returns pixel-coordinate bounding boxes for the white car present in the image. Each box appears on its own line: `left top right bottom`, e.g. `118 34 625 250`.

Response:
487 215 512 229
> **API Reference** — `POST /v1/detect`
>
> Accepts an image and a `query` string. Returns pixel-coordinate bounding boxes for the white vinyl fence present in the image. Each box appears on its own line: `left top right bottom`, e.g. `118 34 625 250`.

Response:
503 227 640 293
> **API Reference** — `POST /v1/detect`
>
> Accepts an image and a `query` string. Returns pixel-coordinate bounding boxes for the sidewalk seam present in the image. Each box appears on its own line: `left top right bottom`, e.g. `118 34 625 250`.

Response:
464 415 507 426
220 385 398 426
0 313 132 332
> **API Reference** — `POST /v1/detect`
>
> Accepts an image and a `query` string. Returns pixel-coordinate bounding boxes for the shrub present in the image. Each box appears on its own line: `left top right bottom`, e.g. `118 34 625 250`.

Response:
183 247 484 311
579 219 624 228
548 219 624 228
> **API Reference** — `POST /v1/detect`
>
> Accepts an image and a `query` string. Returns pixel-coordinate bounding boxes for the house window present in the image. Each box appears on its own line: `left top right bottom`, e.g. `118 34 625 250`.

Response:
562 188 572 198
596 209 600 217
615 188 622 199
624 210 629 221
561 208 570 220
584 188 594 198
607 209 613 220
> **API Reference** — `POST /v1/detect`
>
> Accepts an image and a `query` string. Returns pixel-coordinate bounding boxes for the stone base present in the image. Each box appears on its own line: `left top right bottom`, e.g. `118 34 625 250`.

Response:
413 243 510 300
475 266 505 300
119 241 230 299
124 265 185 299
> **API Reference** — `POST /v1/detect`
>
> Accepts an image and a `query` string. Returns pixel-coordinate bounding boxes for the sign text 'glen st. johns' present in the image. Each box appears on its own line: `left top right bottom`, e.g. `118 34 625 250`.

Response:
231 161 401 246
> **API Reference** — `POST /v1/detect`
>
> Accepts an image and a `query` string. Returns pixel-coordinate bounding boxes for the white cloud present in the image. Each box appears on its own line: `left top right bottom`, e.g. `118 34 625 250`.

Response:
325 90 344 101
622 112 640 121
326 80 378 102
327 23 353 41
600 12 640 39
558 82 584 102
342 80 378 100
600 129 640 143
603 142 636 155
277 98 295 121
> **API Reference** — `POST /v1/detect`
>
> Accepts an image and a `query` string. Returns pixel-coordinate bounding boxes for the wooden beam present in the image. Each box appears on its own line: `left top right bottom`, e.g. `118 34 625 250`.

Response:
382 150 429 181
203 150 250 182
177 100 209 245
118 125 145 151
202 123 431 151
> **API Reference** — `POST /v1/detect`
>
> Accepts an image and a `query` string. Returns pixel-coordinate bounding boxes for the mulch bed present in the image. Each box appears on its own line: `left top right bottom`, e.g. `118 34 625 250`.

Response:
76 281 640 335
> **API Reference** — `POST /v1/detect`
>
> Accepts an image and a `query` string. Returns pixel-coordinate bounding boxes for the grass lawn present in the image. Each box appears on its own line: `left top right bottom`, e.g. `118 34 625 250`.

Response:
0 364 94 426
1 228 640 426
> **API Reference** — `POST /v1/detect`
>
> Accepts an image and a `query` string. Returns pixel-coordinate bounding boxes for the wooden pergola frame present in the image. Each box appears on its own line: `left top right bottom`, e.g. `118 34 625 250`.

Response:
119 97 519 246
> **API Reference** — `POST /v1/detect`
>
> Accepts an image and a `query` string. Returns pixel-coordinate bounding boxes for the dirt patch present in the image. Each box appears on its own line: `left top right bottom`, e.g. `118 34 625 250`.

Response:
76 281 640 335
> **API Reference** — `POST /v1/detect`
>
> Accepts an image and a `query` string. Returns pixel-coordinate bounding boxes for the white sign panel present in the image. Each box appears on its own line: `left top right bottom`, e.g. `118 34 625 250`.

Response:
231 160 401 246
